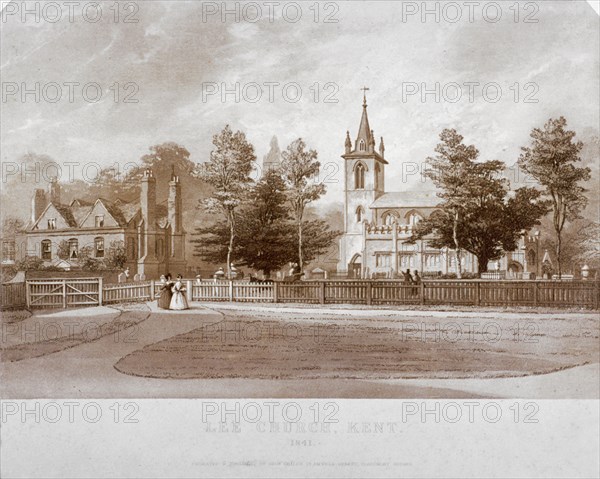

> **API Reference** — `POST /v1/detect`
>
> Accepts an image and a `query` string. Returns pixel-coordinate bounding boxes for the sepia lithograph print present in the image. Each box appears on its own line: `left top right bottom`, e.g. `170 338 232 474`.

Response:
1 1 599 477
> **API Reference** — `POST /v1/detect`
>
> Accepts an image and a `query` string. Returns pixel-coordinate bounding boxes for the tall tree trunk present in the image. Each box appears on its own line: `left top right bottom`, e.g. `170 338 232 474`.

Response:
227 211 235 279
453 210 462 279
477 255 489 275
556 231 562 279
298 219 303 271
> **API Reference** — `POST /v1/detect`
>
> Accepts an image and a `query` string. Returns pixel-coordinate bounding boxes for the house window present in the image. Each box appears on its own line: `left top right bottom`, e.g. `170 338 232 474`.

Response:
95 237 104 258
47 218 56 230
68 238 78 259
356 206 364 223
2 240 16 261
41 239 52 260
376 253 391 268
354 163 365 189
95 215 104 227
157 238 165 257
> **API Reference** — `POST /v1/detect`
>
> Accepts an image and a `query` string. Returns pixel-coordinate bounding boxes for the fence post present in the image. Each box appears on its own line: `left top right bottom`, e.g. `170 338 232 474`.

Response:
533 281 538 306
149 279 155 301
319 281 326 305
366 281 372 306
98 277 103 306
186 280 193 304
62 279 67 308
475 282 480 306
25 282 31 309
420 281 425 305
273 281 279 303
594 281 599 310
229 280 234 302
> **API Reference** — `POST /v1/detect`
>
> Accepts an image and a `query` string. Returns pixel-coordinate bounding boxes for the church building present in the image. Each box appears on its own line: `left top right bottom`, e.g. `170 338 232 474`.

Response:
19 169 186 279
337 93 540 278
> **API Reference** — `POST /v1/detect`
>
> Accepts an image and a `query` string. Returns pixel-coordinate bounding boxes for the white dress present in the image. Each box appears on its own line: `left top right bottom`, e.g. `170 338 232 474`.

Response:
169 281 189 310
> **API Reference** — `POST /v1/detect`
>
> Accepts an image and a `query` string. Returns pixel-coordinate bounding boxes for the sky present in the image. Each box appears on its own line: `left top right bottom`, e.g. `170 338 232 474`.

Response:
1 0 599 215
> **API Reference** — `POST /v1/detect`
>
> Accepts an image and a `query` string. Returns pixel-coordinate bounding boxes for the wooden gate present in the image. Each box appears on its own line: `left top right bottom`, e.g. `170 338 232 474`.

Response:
26 278 102 308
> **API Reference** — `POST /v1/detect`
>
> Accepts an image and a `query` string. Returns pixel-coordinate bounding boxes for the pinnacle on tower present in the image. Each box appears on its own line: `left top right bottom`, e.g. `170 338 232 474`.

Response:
345 130 352 154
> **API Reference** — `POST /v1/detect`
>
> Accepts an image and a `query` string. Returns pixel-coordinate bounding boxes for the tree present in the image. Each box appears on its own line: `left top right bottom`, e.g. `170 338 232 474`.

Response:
574 222 600 270
194 170 294 277
412 130 549 275
57 240 70 260
457 186 548 274
518 117 591 278
106 240 128 269
235 170 295 277
2 217 25 238
280 139 326 271
197 125 256 277
296 219 342 267
417 129 481 278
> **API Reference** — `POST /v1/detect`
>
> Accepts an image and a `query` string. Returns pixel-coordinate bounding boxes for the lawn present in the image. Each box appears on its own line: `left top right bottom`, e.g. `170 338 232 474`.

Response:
114 308 600 380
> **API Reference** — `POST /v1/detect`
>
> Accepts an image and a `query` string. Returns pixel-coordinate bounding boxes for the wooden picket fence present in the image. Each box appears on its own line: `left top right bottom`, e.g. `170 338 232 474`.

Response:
0 283 27 310
1 279 599 310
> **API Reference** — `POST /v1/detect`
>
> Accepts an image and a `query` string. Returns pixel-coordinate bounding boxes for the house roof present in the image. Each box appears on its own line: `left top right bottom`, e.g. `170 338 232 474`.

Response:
52 203 78 227
30 196 171 231
370 191 440 209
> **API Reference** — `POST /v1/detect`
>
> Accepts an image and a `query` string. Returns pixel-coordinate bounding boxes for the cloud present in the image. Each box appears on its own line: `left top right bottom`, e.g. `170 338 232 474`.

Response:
1 0 598 208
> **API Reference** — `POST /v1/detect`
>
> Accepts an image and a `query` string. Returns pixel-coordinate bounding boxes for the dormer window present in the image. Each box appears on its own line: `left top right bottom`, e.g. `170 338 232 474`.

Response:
47 218 56 230
95 215 104 228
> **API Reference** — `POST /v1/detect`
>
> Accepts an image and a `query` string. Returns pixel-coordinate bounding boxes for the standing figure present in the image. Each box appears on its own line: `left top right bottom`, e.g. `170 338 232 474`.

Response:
413 270 421 296
214 267 225 281
157 273 173 310
169 274 189 310
403 268 414 284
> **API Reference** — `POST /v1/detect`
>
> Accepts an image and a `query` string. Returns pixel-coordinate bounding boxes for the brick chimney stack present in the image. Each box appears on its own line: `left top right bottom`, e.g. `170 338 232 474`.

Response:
168 170 182 234
138 169 159 278
48 177 61 204
140 169 156 235
31 189 47 224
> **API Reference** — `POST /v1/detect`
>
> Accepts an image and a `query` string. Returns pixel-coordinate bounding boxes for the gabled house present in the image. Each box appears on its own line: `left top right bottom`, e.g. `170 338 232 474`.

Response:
19 170 186 279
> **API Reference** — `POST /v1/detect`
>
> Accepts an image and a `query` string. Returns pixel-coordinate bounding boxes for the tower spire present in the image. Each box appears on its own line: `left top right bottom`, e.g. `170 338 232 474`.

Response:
360 86 369 107
355 87 373 150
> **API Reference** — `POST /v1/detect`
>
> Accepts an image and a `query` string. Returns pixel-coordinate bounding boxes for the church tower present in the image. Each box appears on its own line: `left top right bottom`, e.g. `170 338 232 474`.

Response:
337 90 387 277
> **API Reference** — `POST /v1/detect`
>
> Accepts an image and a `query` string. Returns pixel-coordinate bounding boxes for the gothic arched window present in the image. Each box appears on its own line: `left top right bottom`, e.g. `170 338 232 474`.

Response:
354 163 365 189
382 211 399 226
359 139 366 151
406 210 423 226
356 206 365 223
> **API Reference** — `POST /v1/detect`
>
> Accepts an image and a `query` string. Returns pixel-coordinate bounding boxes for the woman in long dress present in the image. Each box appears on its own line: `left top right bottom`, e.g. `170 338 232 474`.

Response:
169 274 189 310
157 274 173 309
